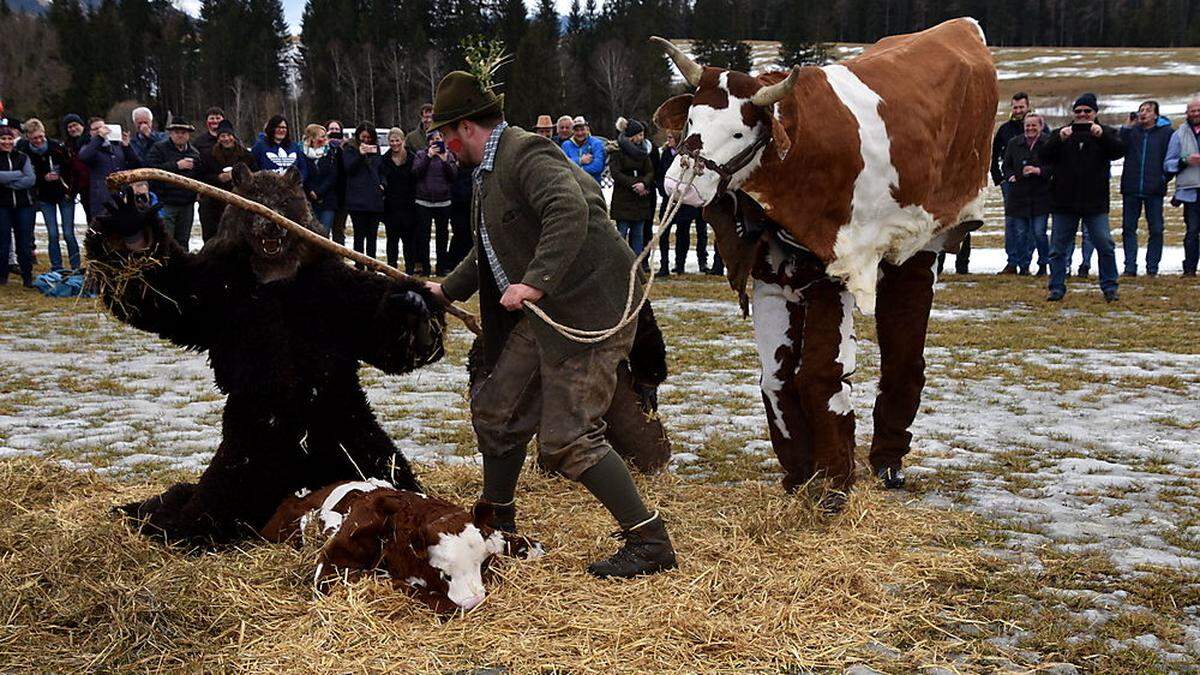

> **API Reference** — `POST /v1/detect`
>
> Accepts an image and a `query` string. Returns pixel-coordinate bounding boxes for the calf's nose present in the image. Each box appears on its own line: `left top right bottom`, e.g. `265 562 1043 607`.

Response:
457 593 486 611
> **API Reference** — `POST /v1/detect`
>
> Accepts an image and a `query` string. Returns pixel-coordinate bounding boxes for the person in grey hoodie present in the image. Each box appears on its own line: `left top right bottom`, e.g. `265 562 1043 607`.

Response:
1164 97 1200 276
0 126 36 286
1119 101 1174 276
412 129 458 275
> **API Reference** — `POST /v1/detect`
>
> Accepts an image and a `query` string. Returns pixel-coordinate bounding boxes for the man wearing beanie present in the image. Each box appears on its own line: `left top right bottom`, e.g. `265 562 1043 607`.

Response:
424 70 678 579
1040 92 1126 302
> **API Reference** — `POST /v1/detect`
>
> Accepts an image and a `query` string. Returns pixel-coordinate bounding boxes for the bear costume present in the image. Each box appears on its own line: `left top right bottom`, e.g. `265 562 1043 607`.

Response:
85 165 445 547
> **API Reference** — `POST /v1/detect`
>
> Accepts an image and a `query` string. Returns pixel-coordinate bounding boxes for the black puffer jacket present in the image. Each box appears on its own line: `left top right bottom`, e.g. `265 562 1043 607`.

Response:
1001 133 1053 217
17 138 71 204
1040 125 1126 215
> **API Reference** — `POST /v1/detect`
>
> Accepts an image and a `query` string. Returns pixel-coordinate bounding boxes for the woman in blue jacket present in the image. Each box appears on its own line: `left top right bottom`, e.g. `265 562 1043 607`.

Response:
302 123 339 235
251 115 308 183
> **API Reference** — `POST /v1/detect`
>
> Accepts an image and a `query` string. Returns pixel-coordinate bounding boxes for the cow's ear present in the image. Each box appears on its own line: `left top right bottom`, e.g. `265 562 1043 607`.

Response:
232 163 253 187
653 94 693 133
769 112 792 160
472 501 494 529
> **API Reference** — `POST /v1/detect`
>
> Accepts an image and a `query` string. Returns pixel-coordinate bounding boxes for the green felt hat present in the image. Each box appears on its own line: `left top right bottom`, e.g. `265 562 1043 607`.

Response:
428 71 505 133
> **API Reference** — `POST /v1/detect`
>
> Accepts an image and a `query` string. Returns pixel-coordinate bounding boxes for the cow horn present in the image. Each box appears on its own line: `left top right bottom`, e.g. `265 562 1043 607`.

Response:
651 36 702 88
751 66 801 107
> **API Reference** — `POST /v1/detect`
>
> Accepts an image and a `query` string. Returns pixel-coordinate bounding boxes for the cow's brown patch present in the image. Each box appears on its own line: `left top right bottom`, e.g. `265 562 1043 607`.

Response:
850 18 998 226
739 67 861 262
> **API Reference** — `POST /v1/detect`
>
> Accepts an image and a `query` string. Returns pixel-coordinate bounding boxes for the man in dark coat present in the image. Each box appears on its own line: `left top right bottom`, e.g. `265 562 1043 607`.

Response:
1002 113 1053 275
425 71 678 579
145 117 202 249
193 107 227 238
1118 100 1174 276
78 117 140 218
1040 93 1127 302
991 92 1031 275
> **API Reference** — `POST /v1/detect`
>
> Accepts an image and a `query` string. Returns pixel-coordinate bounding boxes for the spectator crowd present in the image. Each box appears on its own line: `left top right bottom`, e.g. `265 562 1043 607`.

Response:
2 92 1199 297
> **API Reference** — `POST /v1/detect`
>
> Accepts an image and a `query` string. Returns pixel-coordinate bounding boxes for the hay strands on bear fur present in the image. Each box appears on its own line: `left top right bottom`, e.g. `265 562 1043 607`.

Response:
106 168 481 335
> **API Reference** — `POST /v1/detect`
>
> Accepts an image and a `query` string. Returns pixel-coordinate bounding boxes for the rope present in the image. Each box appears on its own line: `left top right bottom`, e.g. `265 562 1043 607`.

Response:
523 166 699 343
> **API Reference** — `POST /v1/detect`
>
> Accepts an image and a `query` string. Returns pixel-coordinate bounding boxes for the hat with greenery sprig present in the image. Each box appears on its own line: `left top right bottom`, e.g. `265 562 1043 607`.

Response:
429 38 510 132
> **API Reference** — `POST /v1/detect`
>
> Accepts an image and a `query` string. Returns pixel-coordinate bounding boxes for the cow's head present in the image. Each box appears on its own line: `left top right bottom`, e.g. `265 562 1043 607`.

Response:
652 36 799 207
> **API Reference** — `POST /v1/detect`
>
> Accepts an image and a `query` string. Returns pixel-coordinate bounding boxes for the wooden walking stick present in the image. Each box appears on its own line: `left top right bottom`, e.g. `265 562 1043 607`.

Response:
106 168 481 335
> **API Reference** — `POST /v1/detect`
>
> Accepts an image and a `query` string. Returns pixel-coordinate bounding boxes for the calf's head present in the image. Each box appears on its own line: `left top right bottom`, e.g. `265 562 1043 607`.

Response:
652 37 798 207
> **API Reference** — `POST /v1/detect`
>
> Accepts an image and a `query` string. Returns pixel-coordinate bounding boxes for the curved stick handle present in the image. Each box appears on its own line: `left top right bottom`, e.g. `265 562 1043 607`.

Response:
106 168 481 335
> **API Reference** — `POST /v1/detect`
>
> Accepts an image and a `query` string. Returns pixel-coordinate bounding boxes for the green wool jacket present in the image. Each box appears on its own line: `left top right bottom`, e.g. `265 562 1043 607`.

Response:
441 126 642 362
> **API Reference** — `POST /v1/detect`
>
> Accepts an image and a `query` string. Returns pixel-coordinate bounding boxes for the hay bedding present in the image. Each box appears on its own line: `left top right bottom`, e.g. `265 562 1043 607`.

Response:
0 457 988 672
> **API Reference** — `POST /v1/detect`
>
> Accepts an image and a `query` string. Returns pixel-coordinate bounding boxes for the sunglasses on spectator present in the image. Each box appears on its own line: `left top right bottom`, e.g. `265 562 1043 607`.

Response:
1073 108 1095 114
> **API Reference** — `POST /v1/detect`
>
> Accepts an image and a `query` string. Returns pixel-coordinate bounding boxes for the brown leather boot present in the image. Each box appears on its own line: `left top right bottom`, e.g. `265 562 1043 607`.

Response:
587 512 678 579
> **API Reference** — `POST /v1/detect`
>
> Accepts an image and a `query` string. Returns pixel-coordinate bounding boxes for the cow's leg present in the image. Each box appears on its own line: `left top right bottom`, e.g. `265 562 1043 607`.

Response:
752 274 813 490
869 250 936 478
793 279 857 494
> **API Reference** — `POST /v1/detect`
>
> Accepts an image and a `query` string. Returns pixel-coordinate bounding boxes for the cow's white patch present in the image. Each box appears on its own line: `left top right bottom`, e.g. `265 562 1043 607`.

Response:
404 576 427 588
820 64 940 315
751 245 797 439
427 524 492 610
663 79 769 206
964 17 987 44
314 479 392 535
312 562 324 591
829 290 857 415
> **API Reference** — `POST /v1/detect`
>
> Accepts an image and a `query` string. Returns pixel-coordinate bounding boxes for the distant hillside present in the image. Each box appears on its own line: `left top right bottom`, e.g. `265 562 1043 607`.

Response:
8 0 103 13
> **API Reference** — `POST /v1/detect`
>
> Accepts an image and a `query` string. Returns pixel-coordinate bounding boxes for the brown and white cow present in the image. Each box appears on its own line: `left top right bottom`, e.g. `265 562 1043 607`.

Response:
262 479 543 614
652 19 997 499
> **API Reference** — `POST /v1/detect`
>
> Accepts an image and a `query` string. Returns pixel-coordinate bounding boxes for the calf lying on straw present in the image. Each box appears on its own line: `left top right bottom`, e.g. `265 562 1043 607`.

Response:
261 480 544 613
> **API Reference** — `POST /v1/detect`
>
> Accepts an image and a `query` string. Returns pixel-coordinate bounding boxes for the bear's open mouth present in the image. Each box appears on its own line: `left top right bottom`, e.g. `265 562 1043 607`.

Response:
260 238 283 256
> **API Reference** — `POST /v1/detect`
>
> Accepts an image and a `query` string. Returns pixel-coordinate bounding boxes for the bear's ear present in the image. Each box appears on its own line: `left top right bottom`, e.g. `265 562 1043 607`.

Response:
283 165 303 187
653 94 693 133
232 163 253 187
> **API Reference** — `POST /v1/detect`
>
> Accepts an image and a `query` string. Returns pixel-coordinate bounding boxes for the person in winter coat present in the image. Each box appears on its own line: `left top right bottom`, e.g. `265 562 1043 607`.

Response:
341 123 385 267
1164 97 1200 276
325 119 350 247
1039 93 1127 302
447 157 474 271
379 128 418 271
0 126 37 286
193 107 227 238
1118 101 1174 276
195 119 257 240
608 118 655 256
129 107 166 163
302 123 339 235
145 117 202 249
18 119 78 271
655 130 708 276
991 92 1030 274
251 115 308 182
60 114 90 219
561 116 606 183
79 117 140 218
412 129 458 275
1002 113 1053 276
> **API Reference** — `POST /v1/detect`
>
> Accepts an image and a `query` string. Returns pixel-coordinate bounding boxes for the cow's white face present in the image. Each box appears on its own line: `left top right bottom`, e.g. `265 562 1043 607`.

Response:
656 68 794 208
425 523 507 611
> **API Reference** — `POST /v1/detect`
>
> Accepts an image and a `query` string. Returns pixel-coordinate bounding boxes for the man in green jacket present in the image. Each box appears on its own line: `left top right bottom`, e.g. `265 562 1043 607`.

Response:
424 70 677 579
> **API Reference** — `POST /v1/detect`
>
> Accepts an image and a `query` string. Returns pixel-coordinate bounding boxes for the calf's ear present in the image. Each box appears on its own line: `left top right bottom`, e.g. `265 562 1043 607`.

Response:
471 501 494 529
653 94 694 133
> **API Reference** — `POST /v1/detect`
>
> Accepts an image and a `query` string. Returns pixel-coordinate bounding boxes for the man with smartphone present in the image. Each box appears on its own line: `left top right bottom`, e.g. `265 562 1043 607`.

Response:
146 117 202 249
1039 93 1126 302
79 117 139 220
